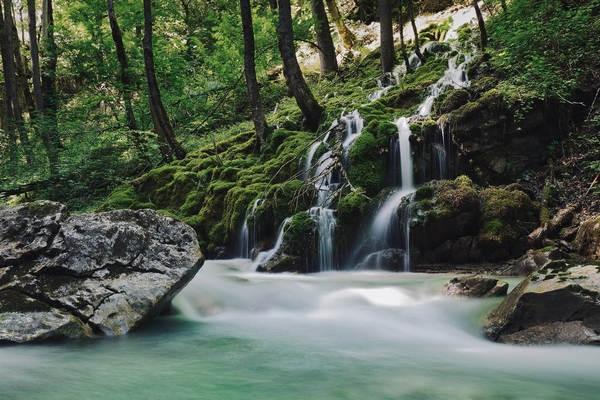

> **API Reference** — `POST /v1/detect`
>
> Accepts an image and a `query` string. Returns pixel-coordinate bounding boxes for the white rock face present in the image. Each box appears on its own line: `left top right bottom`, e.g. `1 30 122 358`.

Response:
0 202 204 344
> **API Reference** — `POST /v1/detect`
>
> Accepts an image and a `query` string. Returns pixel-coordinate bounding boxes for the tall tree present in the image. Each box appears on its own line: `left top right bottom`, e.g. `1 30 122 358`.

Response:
41 0 61 173
240 0 267 152
325 0 354 50
276 0 323 131
378 0 394 73
310 0 338 75
107 0 138 131
0 0 32 165
0 3 16 165
398 0 411 73
406 0 424 63
143 0 186 161
473 0 487 50
28 0 57 174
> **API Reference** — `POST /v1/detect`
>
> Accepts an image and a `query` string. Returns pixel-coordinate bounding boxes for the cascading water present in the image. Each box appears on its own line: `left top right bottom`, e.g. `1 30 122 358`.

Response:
239 198 262 258
254 218 291 267
434 123 449 180
366 117 415 270
340 110 364 163
418 53 472 117
368 73 397 102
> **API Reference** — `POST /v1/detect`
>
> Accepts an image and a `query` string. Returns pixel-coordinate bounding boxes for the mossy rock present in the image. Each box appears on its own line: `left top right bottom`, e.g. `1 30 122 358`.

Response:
435 88 470 115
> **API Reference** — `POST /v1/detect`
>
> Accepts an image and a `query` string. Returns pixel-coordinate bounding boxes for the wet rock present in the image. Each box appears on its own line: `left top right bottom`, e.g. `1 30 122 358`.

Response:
574 216 600 260
0 201 204 344
502 249 551 276
485 262 600 345
445 276 509 297
355 248 406 271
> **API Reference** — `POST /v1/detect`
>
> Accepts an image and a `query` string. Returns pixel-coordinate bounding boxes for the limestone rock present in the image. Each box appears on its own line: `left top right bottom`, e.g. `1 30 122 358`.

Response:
574 216 600 260
444 276 509 297
485 262 600 345
0 201 204 344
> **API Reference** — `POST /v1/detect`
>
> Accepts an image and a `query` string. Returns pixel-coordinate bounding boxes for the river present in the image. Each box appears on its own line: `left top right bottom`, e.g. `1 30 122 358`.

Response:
2 259 600 399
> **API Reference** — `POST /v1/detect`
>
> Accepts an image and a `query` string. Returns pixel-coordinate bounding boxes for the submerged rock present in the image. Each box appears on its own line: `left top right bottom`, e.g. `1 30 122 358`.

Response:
485 261 600 345
355 248 406 271
0 201 204 344
444 276 509 297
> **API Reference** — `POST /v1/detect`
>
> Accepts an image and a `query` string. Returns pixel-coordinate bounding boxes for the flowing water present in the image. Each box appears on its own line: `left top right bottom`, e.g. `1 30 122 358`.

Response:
3 259 600 400
254 218 291 267
239 198 263 258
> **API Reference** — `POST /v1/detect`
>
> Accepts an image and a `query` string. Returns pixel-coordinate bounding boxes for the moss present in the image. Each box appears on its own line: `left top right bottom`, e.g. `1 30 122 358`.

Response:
348 130 386 196
414 185 434 201
435 88 470 115
337 189 370 224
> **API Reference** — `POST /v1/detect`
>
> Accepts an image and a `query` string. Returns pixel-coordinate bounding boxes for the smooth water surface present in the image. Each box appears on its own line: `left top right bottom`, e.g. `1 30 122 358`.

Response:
2 259 600 400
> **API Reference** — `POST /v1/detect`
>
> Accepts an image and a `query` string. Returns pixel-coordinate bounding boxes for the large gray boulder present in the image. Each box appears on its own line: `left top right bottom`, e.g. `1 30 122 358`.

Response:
485 261 600 345
0 201 204 344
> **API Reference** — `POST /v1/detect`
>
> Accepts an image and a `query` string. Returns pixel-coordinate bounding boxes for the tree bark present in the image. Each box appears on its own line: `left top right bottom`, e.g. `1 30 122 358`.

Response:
472 0 487 50
398 0 411 73
41 0 60 173
143 0 186 161
325 0 354 50
240 0 267 152
27 0 57 174
310 0 338 75
0 5 16 165
1 0 32 165
378 0 394 73
107 0 138 132
276 0 323 131
406 0 424 63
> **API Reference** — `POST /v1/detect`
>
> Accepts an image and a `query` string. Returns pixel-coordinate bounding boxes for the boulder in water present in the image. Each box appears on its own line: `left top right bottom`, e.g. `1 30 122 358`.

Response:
0 201 204 344
355 248 406 271
445 276 509 297
485 261 600 345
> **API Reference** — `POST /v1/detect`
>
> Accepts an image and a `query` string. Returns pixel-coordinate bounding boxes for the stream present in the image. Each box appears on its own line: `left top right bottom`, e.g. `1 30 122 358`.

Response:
2 259 600 399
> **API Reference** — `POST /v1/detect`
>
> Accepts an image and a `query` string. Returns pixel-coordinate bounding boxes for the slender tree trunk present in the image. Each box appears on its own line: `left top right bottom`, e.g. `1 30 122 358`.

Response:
406 0 424 63
0 5 16 165
143 0 186 161
378 0 394 73
28 0 57 174
276 0 323 131
41 0 60 170
325 0 354 50
240 0 266 152
107 0 138 132
11 11 34 116
398 0 411 73
1 0 32 165
311 0 338 76
472 0 487 50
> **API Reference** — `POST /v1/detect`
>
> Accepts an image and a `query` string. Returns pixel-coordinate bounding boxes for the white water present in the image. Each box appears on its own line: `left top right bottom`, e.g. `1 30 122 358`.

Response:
239 198 262 258
419 53 472 117
254 217 291 267
309 207 337 271
340 110 364 160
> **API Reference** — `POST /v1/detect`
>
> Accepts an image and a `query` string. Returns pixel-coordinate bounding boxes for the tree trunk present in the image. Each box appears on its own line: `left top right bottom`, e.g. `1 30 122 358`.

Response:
41 0 60 173
398 0 411 73
500 0 507 13
276 0 323 131
310 0 338 75
107 0 138 132
325 0 354 50
0 11 16 165
406 0 424 63
143 0 186 161
473 0 487 50
240 0 266 152
378 0 394 73
28 0 57 174
1 0 32 165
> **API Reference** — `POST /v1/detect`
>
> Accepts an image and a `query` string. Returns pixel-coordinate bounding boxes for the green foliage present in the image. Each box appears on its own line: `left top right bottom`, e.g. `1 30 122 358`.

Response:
488 0 600 99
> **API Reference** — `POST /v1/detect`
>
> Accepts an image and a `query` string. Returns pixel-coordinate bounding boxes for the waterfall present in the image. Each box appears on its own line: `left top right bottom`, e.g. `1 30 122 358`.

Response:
340 110 364 162
239 198 262 258
254 218 291 267
418 54 472 117
434 123 449 180
309 111 363 271
368 73 397 102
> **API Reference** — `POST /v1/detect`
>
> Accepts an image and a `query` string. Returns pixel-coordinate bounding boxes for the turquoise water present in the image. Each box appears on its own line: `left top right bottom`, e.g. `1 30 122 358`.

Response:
2 259 600 400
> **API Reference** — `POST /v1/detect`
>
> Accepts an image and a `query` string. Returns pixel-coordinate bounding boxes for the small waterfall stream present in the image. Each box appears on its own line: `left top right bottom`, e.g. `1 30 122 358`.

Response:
239 198 263 258
254 218 291 267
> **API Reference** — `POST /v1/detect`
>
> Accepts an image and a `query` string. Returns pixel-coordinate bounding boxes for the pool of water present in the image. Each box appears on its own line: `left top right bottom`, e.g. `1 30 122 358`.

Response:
2 259 599 400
